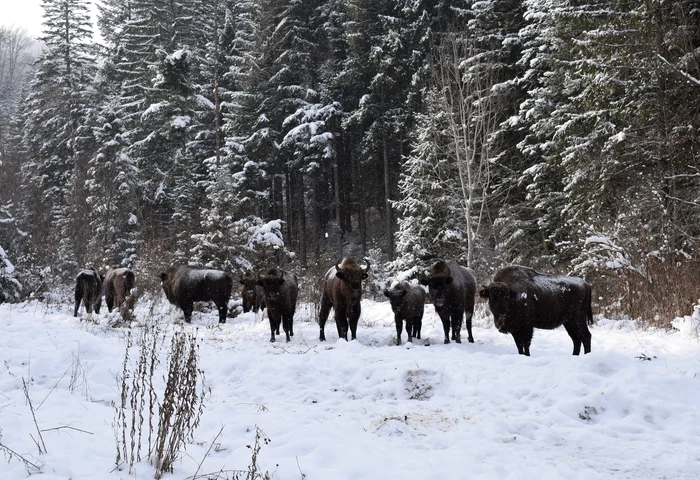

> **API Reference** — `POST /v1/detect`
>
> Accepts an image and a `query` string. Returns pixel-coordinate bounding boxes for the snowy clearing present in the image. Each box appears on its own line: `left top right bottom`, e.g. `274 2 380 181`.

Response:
1 297 700 480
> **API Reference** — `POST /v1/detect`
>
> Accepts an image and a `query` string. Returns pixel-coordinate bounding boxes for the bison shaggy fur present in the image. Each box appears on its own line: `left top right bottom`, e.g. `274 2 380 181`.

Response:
384 281 426 345
319 257 370 341
104 267 135 313
257 268 298 342
160 265 233 323
479 265 593 356
420 260 476 344
74 267 103 316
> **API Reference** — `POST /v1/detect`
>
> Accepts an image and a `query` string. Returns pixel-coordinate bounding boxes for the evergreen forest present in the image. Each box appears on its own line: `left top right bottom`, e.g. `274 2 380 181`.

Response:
1 0 699 325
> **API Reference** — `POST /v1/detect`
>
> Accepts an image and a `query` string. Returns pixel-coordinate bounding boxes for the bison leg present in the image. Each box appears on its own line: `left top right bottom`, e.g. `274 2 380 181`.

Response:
74 292 82 317
335 310 349 341
451 310 463 344
464 311 474 343
581 326 592 354
414 316 422 340
563 322 582 355
269 316 277 342
105 291 114 313
512 329 533 356
348 311 360 341
181 303 194 323
283 315 293 342
94 296 102 315
438 313 451 344
216 301 228 324
318 293 332 341
395 316 403 346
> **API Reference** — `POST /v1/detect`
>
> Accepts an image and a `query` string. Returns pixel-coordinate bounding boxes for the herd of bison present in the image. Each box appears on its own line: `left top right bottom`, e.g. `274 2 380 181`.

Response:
73 258 594 356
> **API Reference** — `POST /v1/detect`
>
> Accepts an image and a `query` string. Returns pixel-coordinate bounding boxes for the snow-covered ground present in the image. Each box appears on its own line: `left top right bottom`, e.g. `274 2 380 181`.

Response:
1 295 700 479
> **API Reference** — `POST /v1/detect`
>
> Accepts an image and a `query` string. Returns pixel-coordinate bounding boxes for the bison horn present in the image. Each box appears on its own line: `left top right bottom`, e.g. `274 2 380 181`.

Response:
335 258 344 272
362 258 371 273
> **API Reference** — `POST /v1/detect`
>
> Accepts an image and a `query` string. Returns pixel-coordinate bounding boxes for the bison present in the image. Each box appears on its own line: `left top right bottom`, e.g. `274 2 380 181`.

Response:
160 265 233 323
104 267 135 313
257 268 298 342
319 257 371 341
240 270 265 313
384 281 426 345
479 265 593 356
419 260 476 344
74 267 103 316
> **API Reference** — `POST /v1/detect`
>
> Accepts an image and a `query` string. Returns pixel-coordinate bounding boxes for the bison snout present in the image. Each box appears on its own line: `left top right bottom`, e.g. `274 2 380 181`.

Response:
433 298 445 307
494 315 508 333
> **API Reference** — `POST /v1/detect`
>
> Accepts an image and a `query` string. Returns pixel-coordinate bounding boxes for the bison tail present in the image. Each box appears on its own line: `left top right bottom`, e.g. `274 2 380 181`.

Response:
586 286 595 325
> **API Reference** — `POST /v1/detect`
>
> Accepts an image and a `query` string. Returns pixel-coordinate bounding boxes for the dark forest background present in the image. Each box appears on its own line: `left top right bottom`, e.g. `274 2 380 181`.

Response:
1 0 699 325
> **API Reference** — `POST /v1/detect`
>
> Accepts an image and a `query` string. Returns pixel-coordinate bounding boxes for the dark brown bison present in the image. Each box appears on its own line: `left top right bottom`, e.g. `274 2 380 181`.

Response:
419 260 476 344
104 267 135 313
240 270 265 313
257 268 298 342
74 267 103 316
384 281 426 345
160 265 233 323
479 265 593 356
319 257 371 341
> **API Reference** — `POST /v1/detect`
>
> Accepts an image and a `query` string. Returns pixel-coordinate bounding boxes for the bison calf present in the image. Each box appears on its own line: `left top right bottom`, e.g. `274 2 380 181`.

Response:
384 282 425 345
240 270 265 313
257 268 298 342
104 267 135 313
479 265 593 356
160 265 233 323
74 267 103 316
420 260 476 344
319 257 370 341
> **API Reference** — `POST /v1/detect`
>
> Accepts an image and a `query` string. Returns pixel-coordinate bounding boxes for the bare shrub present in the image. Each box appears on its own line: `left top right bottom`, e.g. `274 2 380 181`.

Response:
114 324 205 478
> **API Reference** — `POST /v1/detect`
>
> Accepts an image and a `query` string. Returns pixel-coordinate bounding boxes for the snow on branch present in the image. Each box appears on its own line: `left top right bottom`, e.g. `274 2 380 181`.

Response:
656 54 700 86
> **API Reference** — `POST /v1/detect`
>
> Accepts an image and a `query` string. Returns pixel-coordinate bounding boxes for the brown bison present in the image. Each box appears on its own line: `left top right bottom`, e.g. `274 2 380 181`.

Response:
384 281 426 345
74 267 103 316
479 265 593 356
419 260 476 344
319 257 371 341
104 267 135 313
257 268 299 342
160 265 233 323
240 270 265 313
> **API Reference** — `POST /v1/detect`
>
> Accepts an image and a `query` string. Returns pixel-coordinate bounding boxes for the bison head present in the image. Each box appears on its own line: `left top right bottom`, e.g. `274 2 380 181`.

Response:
419 273 452 308
479 282 519 332
257 268 285 301
384 284 408 313
335 258 370 302
159 269 176 304
240 270 259 296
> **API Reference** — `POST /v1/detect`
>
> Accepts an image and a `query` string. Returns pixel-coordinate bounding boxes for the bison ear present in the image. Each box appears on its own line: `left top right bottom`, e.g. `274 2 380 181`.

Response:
335 271 346 280
239 279 245 284
445 276 453 284
256 279 264 286
383 289 390 297
509 289 519 300
418 277 429 286
362 272 369 279
159 272 167 282
401 289 408 297
478 287 489 298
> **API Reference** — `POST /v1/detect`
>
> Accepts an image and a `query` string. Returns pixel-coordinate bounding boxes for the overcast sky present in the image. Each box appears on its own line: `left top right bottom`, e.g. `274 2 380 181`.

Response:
1 0 99 40
1 0 45 38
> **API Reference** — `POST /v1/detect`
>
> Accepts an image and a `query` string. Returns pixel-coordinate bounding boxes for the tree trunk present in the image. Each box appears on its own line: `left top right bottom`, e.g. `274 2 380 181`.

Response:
383 137 394 258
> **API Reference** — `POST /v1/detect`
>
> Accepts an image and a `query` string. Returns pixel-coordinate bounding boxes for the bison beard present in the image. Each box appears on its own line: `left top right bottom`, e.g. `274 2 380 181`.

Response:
104 267 135 313
257 268 298 342
384 281 425 345
479 265 594 356
319 257 370 341
419 260 476 344
74 268 103 316
160 265 233 323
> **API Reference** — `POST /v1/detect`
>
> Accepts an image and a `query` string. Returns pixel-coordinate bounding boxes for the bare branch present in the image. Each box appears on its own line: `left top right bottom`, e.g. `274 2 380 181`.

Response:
656 54 700 86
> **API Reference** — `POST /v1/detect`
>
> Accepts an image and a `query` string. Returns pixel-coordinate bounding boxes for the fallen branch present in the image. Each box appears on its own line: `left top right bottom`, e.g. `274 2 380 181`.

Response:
41 425 94 435
23 378 47 454
190 426 225 480
0 441 42 471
